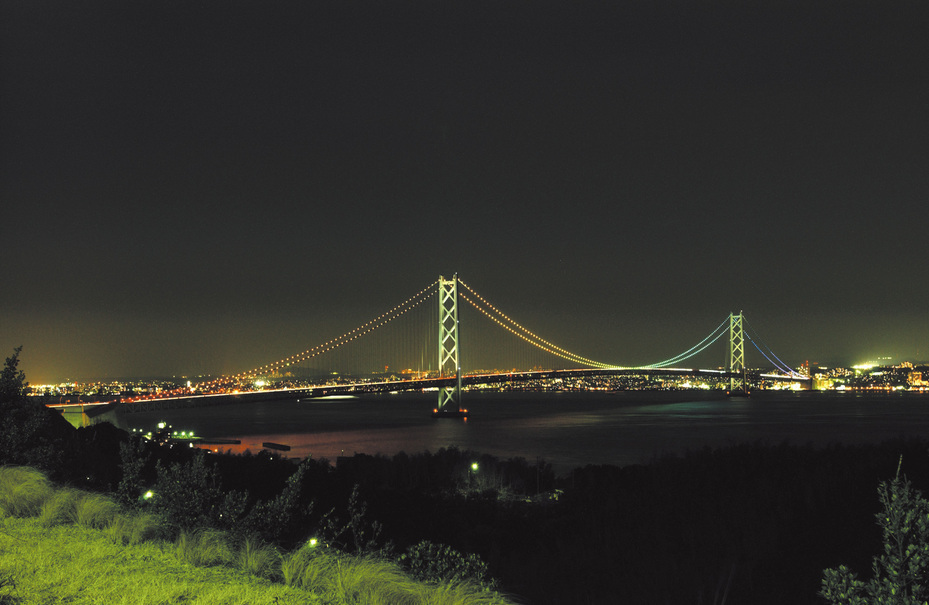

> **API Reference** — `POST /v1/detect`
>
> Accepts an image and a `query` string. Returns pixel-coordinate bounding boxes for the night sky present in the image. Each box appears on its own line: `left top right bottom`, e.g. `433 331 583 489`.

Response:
3 1 928 383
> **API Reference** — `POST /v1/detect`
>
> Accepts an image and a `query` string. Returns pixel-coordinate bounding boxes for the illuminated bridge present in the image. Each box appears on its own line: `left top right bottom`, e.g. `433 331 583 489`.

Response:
53 275 809 418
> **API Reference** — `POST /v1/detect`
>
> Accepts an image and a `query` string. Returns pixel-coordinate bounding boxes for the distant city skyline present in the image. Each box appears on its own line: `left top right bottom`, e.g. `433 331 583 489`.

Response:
28 357 929 395
3 1 927 383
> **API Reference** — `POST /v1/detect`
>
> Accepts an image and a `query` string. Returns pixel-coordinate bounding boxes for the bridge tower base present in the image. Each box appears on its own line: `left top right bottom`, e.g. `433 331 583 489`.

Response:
433 274 468 418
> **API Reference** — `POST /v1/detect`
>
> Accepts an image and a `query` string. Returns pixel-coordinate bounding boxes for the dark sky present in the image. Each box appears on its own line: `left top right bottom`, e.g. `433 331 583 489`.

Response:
3 0 928 383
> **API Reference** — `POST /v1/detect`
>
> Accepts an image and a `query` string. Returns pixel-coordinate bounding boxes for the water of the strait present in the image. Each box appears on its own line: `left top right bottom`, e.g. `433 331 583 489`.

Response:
120 390 929 474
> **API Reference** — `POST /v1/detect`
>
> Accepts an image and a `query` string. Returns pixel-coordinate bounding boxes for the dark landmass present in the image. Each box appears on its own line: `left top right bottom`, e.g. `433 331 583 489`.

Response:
2 392 923 604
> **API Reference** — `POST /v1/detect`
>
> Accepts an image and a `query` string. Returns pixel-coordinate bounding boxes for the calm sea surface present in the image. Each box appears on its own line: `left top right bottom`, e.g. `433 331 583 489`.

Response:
119 391 929 474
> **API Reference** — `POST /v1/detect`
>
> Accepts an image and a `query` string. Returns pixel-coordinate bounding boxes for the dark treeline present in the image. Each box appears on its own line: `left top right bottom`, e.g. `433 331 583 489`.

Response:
2 374 926 603
347 439 921 604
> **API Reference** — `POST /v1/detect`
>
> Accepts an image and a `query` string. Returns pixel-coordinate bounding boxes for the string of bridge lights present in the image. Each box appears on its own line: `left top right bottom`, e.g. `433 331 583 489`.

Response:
459 278 737 371
637 317 730 369
456 279 616 369
201 280 439 390
457 290 615 370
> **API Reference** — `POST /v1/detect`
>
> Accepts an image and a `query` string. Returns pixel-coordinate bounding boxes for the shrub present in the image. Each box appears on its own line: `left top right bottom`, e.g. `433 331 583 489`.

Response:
399 540 498 591
329 554 421 605
74 492 121 529
236 537 281 580
0 466 53 517
281 544 428 604
281 541 336 590
174 529 234 567
38 487 82 526
822 461 929 604
317 483 385 554
106 511 165 545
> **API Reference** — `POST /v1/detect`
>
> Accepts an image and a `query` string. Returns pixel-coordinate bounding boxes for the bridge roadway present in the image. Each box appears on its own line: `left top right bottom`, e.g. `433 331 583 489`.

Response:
50 367 809 416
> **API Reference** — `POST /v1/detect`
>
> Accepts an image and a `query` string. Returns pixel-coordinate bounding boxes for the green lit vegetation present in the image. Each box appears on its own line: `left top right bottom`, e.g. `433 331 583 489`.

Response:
0 465 52 518
235 536 281 579
821 463 929 604
0 466 513 605
0 517 318 605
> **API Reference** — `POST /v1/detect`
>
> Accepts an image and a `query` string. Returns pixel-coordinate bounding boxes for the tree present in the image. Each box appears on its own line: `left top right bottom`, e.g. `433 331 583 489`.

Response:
151 452 229 531
0 345 71 471
117 436 151 506
822 460 929 605
240 458 314 544
0 346 27 403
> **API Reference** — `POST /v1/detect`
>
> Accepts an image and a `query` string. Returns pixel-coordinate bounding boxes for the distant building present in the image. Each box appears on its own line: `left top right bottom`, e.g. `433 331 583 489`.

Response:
909 371 926 388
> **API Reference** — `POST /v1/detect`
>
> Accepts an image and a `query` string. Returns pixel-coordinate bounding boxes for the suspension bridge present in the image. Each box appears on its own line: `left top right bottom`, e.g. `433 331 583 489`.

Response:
53 275 809 419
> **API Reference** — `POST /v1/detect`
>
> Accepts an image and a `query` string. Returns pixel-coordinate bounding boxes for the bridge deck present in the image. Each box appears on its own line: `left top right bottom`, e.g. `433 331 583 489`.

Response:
48 368 808 415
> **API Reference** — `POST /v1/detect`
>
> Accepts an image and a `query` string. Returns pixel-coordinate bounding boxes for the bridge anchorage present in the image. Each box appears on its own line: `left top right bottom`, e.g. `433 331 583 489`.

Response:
433 274 468 419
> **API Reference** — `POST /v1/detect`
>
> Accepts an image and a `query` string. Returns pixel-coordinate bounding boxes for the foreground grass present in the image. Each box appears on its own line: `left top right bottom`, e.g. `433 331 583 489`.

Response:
0 467 512 605
0 516 320 605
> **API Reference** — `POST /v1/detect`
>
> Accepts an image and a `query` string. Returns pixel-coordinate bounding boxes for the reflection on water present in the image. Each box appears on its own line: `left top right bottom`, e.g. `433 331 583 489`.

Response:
507 412 609 429
119 390 929 474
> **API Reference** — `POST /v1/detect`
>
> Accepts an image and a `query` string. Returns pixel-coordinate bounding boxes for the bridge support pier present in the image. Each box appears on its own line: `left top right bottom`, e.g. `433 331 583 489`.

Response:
433 274 467 418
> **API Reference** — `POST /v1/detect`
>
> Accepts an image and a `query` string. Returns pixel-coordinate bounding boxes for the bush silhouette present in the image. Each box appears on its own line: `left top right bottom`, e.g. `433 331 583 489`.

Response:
822 461 929 604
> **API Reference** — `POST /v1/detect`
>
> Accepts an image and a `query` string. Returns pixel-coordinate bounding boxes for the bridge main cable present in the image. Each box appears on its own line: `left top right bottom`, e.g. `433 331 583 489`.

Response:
457 278 617 369
742 316 804 378
635 317 730 369
199 279 439 391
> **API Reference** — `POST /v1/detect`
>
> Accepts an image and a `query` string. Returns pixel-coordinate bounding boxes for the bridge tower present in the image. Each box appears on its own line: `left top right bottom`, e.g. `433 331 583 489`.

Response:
434 274 466 417
728 311 748 395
